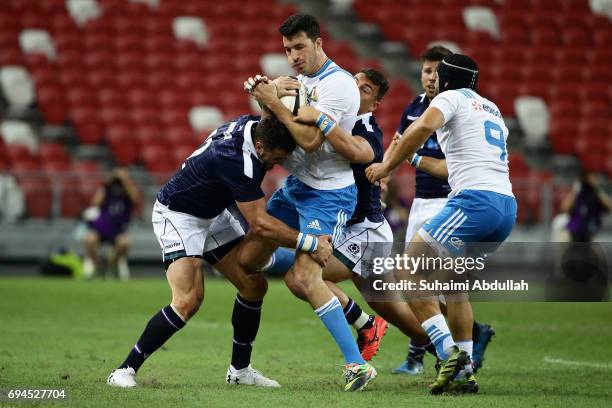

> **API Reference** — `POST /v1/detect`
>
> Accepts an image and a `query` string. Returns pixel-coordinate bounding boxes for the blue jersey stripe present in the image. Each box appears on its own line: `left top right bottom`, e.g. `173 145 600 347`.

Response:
319 67 354 81
307 59 333 78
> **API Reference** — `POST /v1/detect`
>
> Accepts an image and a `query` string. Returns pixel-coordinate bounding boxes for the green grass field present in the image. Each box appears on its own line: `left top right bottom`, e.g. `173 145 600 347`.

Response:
1 277 611 407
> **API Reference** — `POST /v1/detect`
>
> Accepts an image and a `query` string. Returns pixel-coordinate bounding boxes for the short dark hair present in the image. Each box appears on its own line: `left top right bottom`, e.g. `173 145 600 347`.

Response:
359 68 389 101
421 45 452 62
279 14 320 40
254 116 296 153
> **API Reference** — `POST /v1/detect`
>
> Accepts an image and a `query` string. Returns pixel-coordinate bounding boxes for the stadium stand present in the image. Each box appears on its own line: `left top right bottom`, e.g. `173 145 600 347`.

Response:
353 0 611 170
0 0 608 231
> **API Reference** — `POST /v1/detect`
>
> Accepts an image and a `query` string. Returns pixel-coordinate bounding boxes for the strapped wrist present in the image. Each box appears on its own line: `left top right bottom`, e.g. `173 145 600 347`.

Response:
296 233 318 252
316 113 336 137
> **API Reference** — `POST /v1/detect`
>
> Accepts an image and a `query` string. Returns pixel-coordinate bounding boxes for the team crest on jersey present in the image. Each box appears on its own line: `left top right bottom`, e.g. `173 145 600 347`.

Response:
347 243 360 256
307 86 318 103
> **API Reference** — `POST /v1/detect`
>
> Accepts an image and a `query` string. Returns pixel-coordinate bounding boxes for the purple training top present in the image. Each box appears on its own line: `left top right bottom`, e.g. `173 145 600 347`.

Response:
89 182 134 242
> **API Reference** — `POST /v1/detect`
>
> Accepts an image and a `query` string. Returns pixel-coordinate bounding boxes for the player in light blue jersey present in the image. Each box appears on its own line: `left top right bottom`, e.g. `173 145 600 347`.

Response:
242 14 375 391
367 53 517 395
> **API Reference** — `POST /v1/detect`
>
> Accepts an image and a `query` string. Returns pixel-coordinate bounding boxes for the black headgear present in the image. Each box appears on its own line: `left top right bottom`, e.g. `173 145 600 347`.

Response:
437 54 479 92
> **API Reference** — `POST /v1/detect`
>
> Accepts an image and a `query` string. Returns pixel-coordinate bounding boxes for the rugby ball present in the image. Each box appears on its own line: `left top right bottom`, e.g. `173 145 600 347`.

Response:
280 77 308 115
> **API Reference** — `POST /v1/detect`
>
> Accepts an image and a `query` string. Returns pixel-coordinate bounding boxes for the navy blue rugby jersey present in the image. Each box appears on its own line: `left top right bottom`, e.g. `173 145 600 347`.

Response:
349 112 385 224
397 93 451 199
157 115 266 219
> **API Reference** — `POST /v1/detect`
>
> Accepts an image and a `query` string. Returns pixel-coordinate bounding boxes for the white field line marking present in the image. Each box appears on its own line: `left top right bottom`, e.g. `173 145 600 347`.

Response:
543 356 612 370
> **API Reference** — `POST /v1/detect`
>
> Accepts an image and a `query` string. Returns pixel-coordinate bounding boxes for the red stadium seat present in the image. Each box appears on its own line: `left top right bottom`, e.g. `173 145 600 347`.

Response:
97 87 126 109
134 124 165 145
110 142 140 166
20 176 53 218
39 142 69 163
36 84 69 124
530 27 561 46
66 87 96 109
561 27 592 47
60 188 85 218
70 106 104 145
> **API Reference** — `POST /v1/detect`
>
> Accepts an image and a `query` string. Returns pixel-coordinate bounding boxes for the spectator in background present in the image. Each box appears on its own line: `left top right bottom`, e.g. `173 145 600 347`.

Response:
561 172 611 242
83 168 139 280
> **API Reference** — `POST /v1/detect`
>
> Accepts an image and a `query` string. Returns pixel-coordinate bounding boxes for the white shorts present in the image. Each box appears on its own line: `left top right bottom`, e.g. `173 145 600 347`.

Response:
152 201 245 264
334 217 393 276
405 197 448 243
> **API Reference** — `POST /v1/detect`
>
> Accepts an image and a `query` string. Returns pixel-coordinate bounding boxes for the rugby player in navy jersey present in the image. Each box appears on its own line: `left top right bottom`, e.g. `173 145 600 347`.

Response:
107 115 333 389
383 46 496 376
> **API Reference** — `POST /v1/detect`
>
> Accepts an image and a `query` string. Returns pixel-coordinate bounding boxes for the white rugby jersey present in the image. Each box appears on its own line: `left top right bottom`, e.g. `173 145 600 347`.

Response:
429 88 514 198
283 59 359 190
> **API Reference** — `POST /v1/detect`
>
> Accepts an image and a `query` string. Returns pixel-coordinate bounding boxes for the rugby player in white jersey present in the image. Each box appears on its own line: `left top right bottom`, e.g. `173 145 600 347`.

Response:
384 46 496 376
367 53 517 394
242 14 376 391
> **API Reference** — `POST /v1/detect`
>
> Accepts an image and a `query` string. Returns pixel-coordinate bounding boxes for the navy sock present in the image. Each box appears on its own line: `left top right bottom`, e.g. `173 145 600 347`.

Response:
472 321 481 339
119 305 186 372
231 294 262 370
343 298 373 331
343 298 362 325
407 339 434 361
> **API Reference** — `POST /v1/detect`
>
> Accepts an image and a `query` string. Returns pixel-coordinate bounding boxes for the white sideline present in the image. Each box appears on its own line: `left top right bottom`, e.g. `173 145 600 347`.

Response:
543 356 612 370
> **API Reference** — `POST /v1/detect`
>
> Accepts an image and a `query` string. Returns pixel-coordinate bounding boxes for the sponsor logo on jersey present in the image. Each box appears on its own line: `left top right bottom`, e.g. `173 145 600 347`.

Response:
164 242 181 249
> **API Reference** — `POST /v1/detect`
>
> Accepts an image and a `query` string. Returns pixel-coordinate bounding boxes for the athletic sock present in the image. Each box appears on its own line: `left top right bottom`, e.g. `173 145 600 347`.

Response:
456 340 474 375
119 304 186 372
407 339 428 361
421 314 456 361
315 296 365 365
259 248 295 275
472 321 481 339
230 294 263 370
343 298 373 331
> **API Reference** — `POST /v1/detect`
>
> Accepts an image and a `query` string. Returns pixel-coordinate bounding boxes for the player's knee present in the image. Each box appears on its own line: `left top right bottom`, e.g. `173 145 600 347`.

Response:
283 270 309 301
172 292 203 320
238 274 268 300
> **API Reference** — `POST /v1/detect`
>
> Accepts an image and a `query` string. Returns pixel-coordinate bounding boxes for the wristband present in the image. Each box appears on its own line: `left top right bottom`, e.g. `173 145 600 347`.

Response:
316 113 336 137
296 232 318 253
410 153 422 168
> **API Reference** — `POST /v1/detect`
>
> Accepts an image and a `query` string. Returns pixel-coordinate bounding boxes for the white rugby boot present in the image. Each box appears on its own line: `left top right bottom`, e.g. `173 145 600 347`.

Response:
226 365 280 387
107 367 137 388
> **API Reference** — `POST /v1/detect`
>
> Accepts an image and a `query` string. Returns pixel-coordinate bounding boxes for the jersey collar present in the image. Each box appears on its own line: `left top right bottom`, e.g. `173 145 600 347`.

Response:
307 58 333 78
356 112 373 121
243 121 262 162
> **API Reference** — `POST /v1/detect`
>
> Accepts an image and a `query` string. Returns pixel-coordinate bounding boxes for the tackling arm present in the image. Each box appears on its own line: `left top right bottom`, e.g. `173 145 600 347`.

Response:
247 78 325 152
294 106 374 164
235 198 332 265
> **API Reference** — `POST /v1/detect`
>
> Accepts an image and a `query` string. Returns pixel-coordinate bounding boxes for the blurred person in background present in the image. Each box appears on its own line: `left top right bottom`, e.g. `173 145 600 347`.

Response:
83 168 139 280
561 171 611 242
